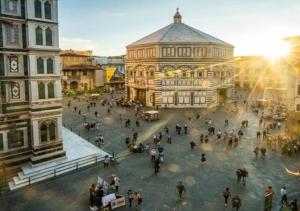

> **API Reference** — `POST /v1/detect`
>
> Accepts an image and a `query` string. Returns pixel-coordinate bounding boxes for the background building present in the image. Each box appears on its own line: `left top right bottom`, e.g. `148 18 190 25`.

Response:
284 36 300 135
93 55 125 91
61 50 104 91
0 0 65 185
125 10 235 108
233 56 287 90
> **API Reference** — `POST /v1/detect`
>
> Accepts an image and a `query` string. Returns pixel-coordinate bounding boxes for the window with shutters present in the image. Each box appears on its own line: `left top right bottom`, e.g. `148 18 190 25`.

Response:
47 58 53 74
44 1 52 19
38 83 45 99
36 27 43 45
37 57 44 74
45 27 52 46
34 0 42 18
47 82 54 98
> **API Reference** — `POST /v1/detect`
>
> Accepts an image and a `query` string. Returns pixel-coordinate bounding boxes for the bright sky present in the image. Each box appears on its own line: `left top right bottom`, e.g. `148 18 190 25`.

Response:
58 0 300 56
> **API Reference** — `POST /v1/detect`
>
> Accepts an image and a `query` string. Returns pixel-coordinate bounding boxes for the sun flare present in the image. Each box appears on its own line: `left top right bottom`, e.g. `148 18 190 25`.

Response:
260 39 290 59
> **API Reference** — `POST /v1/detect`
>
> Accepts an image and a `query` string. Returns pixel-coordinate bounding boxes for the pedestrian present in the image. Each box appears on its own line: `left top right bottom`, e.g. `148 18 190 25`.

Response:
201 153 206 163
114 175 120 192
232 195 242 211
236 169 242 184
134 192 142 211
289 199 298 211
104 155 110 168
190 141 196 150
260 147 266 157
167 134 172 144
150 148 157 163
99 134 104 144
200 134 204 143
256 131 261 140
127 189 134 207
89 184 96 209
177 181 186 199
223 187 231 207
253 146 259 158
280 187 288 205
241 168 248 185
184 124 188 134
154 157 160 175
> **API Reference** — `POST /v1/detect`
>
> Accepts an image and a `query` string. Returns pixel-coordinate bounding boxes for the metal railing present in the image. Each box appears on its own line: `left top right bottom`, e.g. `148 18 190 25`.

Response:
13 154 107 188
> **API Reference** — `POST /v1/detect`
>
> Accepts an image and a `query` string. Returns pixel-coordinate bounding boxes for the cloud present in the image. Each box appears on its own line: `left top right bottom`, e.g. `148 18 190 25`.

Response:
59 37 96 51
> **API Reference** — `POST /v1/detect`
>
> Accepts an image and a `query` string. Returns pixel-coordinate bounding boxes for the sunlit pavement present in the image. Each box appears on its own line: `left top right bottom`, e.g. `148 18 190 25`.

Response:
1 92 299 211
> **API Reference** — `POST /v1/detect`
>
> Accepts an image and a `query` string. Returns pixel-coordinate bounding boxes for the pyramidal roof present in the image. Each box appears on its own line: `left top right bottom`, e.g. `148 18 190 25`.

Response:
128 9 233 47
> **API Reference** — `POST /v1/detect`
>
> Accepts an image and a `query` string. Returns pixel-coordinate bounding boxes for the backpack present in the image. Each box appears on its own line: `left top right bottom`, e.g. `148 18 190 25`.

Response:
138 197 143 204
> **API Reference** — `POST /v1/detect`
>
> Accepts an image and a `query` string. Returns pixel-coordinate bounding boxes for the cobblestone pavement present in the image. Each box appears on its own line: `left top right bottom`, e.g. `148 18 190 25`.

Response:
1 91 299 211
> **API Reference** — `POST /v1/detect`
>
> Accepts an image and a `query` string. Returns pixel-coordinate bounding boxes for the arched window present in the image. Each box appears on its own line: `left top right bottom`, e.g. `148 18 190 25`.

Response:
48 82 54 98
34 0 42 18
47 58 53 74
45 27 52 46
44 1 52 19
38 83 45 99
37 57 44 74
35 27 43 45
49 123 56 140
40 124 47 143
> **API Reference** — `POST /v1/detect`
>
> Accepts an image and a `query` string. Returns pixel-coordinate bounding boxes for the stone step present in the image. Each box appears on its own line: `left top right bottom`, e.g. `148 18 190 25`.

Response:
8 154 105 191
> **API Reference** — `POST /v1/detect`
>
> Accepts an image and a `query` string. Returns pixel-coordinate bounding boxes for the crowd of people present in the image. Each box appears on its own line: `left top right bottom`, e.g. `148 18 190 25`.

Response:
64 91 299 211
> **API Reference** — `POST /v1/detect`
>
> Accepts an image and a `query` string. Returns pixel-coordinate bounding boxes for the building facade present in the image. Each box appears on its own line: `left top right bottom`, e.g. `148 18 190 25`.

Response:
284 36 300 135
61 50 103 91
93 55 125 90
125 10 235 108
0 0 65 182
233 56 288 91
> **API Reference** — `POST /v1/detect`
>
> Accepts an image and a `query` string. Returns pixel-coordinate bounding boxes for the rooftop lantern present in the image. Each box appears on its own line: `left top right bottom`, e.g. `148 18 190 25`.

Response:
173 8 182 23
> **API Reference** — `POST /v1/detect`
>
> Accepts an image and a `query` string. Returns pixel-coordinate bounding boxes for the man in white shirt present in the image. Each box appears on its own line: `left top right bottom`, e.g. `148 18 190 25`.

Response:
280 187 287 205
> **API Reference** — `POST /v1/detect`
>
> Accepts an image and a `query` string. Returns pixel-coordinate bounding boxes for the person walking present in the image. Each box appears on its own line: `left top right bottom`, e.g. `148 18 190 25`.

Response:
236 169 242 184
280 186 288 205
232 195 242 211
154 157 160 175
103 155 110 168
190 141 196 150
223 187 231 207
177 181 186 199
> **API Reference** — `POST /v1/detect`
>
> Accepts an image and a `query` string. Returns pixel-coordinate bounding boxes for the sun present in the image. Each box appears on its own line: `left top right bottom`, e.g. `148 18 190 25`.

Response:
261 39 290 59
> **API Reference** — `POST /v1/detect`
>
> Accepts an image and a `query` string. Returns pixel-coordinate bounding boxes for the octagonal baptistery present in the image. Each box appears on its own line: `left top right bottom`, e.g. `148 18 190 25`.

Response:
125 9 235 108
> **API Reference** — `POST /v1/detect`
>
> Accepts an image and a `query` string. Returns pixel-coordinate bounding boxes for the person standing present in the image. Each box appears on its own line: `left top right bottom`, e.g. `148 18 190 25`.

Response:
177 181 186 199
103 155 110 168
184 124 188 134
113 175 120 192
280 187 288 205
127 189 134 207
89 184 96 209
232 195 241 211
223 187 231 207
236 169 242 184
134 192 142 211
167 134 172 144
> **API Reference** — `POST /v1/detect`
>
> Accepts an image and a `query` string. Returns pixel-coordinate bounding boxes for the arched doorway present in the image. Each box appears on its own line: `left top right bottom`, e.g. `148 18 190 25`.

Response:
70 81 78 90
